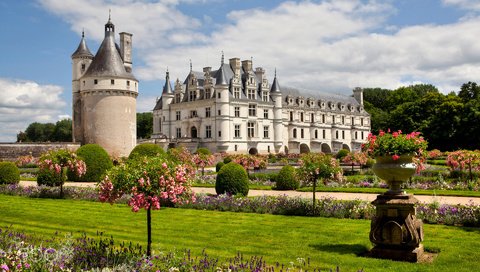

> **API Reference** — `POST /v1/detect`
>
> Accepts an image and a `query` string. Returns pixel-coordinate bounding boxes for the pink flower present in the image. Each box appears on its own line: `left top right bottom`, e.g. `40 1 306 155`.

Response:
392 154 400 161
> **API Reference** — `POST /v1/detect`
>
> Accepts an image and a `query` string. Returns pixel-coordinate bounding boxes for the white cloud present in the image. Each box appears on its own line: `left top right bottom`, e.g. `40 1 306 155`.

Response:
38 0 480 97
0 78 68 142
443 0 480 10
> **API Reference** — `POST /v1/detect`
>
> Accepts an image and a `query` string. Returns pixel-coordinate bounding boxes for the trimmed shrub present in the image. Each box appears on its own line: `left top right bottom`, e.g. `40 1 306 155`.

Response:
0 162 20 184
335 149 349 160
128 143 165 160
195 148 212 155
275 165 298 190
74 144 113 182
37 168 64 187
223 157 232 164
249 172 277 182
215 162 249 196
216 161 225 172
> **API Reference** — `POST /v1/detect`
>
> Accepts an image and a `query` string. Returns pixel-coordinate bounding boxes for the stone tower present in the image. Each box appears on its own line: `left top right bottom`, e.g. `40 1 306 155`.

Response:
71 16 138 157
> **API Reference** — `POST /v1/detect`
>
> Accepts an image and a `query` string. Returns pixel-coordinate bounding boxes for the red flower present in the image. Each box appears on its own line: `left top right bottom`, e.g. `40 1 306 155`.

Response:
392 154 400 161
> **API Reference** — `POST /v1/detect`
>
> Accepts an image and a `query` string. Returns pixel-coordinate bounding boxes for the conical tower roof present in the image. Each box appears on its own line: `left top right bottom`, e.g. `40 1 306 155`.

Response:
270 69 281 93
83 17 136 80
162 71 173 94
215 53 229 86
71 31 94 59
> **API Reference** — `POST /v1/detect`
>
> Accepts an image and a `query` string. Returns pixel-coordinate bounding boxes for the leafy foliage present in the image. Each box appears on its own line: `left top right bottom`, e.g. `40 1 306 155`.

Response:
36 149 86 188
74 144 113 182
128 143 165 161
137 112 153 139
215 161 225 172
0 162 20 184
18 119 72 142
215 162 249 196
274 165 298 190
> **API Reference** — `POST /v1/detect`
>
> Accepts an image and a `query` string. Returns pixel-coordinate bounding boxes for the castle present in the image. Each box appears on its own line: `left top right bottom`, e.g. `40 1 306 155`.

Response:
152 55 370 154
71 16 138 157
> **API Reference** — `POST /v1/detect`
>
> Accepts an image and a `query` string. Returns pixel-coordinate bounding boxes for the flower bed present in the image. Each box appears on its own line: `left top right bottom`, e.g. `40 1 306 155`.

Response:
0 226 359 272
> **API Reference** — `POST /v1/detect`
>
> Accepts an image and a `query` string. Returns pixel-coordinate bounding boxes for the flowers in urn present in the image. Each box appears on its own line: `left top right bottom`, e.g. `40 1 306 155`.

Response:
362 130 428 171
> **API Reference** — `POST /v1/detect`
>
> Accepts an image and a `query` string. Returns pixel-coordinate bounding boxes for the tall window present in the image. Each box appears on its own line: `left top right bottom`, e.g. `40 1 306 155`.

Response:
342 116 345 124
247 122 255 137
234 87 240 99
189 90 196 101
315 129 318 139
234 107 240 117
205 107 211 118
355 131 358 140
335 131 339 139
311 113 315 123
234 124 241 138
247 89 255 99
262 91 268 102
332 116 336 124
218 110 221 116
190 110 197 118
248 104 257 117
300 112 304 122
301 129 304 139
322 114 325 123
264 109 269 119
263 126 269 138
351 117 355 125
293 129 297 138
323 129 326 139
205 88 211 98
361 118 364 126
175 94 181 103
218 92 221 98
205 125 212 138
361 131 364 139
176 128 181 138
342 130 345 139
290 112 294 122
176 111 181 121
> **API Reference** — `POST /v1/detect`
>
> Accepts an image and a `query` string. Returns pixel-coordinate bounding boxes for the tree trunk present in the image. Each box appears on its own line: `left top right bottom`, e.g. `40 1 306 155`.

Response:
147 207 152 256
312 178 317 215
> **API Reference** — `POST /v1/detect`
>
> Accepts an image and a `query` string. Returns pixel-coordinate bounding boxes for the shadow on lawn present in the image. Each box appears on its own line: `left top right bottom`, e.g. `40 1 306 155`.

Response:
309 243 369 256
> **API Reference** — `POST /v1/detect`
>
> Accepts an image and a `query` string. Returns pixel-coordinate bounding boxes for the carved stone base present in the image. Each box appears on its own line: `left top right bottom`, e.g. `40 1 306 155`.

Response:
368 244 424 262
369 193 425 262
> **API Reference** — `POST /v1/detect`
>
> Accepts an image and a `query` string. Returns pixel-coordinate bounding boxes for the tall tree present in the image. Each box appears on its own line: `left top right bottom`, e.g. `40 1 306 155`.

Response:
52 119 72 142
137 112 153 139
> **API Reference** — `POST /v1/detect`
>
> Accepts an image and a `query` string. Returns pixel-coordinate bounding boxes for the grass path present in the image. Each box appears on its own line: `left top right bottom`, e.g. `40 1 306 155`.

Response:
1 195 480 271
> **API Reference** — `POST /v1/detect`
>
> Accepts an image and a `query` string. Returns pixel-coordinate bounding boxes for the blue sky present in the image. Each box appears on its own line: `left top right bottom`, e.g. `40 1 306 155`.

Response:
1 0 480 142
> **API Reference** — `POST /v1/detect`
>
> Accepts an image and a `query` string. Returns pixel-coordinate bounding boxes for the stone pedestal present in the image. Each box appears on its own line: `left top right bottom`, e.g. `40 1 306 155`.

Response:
369 193 424 262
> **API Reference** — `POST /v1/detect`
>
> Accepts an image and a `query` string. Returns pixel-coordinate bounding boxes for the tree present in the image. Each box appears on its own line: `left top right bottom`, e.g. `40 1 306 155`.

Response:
98 156 195 256
296 153 342 212
137 112 153 139
458 81 480 102
52 119 72 142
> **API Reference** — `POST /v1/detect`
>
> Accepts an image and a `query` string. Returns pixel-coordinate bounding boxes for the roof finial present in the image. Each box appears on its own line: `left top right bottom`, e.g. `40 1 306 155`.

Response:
221 51 224 65
109 9 111 21
275 68 277 77
251 56 253 62
189 59 192 72
166 67 169 77
82 28 85 38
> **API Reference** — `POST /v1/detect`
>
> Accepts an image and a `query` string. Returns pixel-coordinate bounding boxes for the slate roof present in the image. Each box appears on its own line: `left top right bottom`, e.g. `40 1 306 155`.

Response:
71 32 94 59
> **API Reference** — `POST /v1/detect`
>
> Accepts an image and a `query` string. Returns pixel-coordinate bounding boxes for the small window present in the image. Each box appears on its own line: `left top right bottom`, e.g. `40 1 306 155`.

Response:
235 107 240 117
293 128 297 138
81 63 86 71
94 79 98 84
111 79 115 85
82 80 85 86
127 80 130 86
218 92 221 98
235 145 238 151
205 107 211 118
264 109 269 119
218 131 222 137
218 110 221 116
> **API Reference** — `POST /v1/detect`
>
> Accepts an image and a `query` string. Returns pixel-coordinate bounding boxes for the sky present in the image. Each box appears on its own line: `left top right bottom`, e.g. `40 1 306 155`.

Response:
1 0 480 142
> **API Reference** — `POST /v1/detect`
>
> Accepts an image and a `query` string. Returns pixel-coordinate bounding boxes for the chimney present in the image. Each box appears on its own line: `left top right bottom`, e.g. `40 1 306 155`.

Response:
353 87 363 105
229 58 241 76
242 59 252 72
119 32 133 72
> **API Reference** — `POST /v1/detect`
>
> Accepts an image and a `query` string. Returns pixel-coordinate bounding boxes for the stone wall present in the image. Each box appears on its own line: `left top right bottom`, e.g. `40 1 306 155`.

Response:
0 143 81 161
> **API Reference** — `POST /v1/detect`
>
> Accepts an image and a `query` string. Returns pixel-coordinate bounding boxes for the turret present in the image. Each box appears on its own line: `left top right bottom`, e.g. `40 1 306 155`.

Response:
215 53 230 144
270 69 283 151
71 30 94 143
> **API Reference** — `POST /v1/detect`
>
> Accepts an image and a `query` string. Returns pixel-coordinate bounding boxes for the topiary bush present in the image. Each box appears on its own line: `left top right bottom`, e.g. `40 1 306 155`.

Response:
215 162 249 196
216 161 225 172
195 147 211 155
336 149 349 160
37 168 64 187
74 144 113 182
128 143 165 161
223 157 232 164
275 165 298 190
0 162 20 184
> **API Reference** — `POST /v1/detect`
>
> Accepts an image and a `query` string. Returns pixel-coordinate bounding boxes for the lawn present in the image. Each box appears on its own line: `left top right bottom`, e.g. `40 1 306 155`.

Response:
297 186 480 197
1 194 480 271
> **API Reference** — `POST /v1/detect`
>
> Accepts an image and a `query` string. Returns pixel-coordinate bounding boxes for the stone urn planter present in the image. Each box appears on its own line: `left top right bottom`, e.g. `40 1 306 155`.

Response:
372 155 416 195
369 154 425 262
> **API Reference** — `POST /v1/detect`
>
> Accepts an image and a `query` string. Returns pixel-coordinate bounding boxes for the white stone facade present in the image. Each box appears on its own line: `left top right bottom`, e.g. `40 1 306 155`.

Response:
153 57 370 154
71 17 138 157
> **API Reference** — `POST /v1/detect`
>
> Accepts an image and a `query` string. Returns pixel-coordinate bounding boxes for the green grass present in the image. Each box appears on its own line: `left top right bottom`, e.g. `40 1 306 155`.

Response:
1 195 480 271
297 186 480 197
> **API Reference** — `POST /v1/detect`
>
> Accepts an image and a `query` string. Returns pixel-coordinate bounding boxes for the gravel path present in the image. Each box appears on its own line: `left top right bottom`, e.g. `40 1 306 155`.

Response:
18 181 480 205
